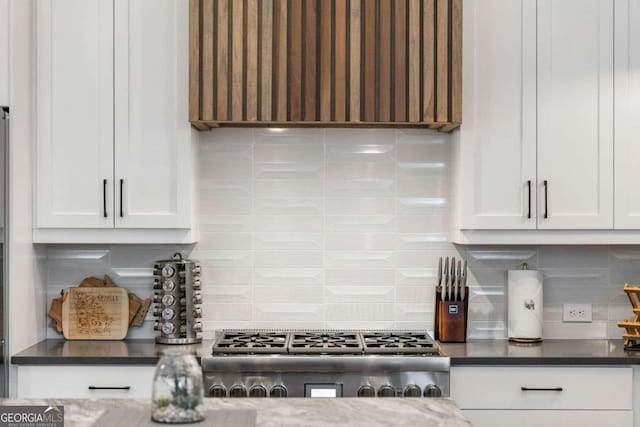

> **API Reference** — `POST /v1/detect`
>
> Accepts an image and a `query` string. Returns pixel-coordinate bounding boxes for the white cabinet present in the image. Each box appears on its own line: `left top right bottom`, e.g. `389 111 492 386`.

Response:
455 0 536 230
614 0 640 229
0 0 8 106
451 366 633 427
17 365 155 398
537 0 614 229
35 0 195 242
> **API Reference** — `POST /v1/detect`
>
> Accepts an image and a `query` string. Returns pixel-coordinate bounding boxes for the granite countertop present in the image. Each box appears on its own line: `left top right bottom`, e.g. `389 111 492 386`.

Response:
12 338 640 366
440 339 640 365
0 398 471 427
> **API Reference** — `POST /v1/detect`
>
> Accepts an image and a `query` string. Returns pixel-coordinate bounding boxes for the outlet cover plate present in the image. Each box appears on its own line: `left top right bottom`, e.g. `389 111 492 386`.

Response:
562 303 593 323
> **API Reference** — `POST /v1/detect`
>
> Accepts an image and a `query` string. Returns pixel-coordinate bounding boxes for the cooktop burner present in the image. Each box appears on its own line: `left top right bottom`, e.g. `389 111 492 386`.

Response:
289 332 363 354
212 330 441 356
212 331 289 354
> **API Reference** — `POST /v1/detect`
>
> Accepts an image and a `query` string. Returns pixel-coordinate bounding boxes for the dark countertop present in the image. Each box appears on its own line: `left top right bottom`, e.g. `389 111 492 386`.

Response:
11 339 213 365
12 338 640 366
440 339 640 365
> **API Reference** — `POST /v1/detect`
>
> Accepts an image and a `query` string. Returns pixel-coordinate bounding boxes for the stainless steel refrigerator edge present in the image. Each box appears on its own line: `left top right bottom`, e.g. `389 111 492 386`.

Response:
1 108 8 397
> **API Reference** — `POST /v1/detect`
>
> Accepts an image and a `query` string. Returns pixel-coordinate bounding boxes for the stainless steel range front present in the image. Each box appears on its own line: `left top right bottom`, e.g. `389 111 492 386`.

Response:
202 330 450 398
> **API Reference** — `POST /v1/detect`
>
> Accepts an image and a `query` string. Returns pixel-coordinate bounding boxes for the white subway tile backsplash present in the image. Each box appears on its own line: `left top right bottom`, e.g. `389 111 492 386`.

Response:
44 128 640 340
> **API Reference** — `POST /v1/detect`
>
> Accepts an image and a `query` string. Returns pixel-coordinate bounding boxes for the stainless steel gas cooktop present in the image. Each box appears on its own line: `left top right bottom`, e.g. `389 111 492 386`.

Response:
203 330 449 398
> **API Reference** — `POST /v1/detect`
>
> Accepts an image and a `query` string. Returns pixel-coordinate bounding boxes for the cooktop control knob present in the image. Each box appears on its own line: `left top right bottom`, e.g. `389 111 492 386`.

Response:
270 385 288 398
249 384 268 398
423 384 442 397
404 384 422 397
208 384 227 398
378 385 396 398
229 384 247 398
357 385 376 397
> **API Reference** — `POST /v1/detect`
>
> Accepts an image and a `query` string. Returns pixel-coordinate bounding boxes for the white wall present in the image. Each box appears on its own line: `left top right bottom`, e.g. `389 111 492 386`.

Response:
0 0 8 106
8 0 47 395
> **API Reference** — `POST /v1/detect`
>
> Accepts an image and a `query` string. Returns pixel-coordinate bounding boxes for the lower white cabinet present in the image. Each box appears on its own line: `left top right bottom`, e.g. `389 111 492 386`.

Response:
451 366 633 427
17 365 155 398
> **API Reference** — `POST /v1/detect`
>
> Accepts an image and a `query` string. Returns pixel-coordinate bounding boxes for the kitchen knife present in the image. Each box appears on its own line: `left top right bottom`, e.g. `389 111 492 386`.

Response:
437 257 443 289
461 260 467 301
456 260 462 301
449 257 455 301
442 257 449 301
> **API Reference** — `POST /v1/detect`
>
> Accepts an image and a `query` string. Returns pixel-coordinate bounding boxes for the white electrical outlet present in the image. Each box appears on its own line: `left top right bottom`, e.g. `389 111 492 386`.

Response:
562 303 593 323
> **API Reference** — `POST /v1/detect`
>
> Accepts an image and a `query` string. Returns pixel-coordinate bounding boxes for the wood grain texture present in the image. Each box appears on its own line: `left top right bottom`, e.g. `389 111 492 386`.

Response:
349 0 361 121
246 0 259 121
334 0 347 121
274 0 287 121
288 0 303 121
216 0 229 120
450 0 462 123
394 0 407 122
408 0 420 122
202 0 214 120
363 0 376 121
231 0 243 121
378 0 392 122
304 0 317 121
319 0 332 121
260 0 273 120
436 0 449 122
423 0 435 122
62 288 129 340
189 0 201 121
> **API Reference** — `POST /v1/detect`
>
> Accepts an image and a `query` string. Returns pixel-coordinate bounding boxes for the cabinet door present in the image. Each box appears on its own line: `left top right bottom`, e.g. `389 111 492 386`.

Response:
614 0 640 229
456 0 536 229
36 0 114 228
114 0 192 228
463 410 632 427
537 0 614 229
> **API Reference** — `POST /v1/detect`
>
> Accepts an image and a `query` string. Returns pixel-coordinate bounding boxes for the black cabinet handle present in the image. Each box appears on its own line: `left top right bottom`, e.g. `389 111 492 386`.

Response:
527 180 531 219
521 387 562 392
103 179 107 218
543 180 548 219
88 386 131 390
119 179 124 217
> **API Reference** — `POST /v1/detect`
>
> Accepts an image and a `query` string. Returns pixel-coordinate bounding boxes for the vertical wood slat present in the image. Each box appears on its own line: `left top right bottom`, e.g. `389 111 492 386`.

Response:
408 0 420 122
288 0 303 121
450 0 462 124
260 0 273 121
304 0 317 121
423 0 435 122
246 0 259 121
231 0 244 121
436 0 449 123
216 0 229 120
274 0 287 121
319 0 332 121
334 0 347 121
363 0 376 122
189 0 201 122
394 0 407 122
350 0 361 122
378 0 392 122
202 0 214 120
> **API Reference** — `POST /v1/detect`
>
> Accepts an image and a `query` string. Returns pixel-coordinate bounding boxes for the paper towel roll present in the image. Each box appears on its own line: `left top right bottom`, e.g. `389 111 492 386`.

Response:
508 269 543 340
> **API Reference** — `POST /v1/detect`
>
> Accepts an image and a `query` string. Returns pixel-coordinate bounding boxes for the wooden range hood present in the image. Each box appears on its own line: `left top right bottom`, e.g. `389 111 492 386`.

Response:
189 0 461 131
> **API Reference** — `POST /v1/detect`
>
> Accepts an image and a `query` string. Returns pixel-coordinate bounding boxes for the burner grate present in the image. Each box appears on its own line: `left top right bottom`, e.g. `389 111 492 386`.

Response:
213 331 289 354
289 332 364 354
361 332 439 355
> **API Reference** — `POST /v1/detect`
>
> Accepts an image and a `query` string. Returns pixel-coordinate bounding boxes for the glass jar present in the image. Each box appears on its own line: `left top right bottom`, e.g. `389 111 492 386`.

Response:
152 349 204 424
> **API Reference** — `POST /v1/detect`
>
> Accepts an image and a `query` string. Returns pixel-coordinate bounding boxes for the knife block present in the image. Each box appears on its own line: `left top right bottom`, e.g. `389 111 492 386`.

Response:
434 286 469 343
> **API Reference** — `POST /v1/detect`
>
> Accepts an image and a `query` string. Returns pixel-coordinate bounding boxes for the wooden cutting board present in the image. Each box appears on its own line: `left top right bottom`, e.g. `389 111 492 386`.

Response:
62 287 129 340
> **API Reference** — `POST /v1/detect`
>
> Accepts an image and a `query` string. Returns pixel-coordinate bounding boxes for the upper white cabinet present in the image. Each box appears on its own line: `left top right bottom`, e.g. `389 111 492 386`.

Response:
0 0 8 106
614 0 640 229
454 0 536 230
537 0 614 229
35 0 196 243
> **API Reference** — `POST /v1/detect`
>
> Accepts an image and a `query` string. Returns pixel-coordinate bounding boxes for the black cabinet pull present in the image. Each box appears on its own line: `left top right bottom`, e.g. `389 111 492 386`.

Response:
543 180 548 219
521 387 562 392
527 180 531 219
119 179 124 217
103 179 107 218
88 386 131 390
